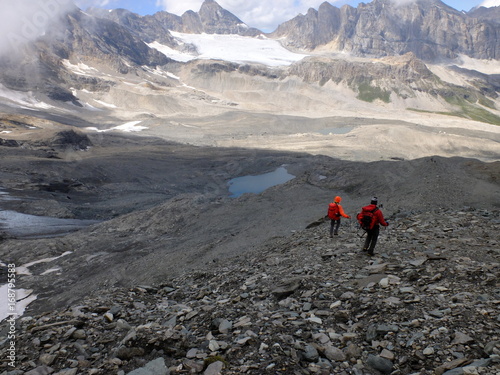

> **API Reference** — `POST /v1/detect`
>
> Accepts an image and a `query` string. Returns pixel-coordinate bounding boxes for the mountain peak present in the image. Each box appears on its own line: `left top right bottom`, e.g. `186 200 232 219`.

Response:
199 0 243 24
272 0 499 61
467 4 500 23
194 0 261 35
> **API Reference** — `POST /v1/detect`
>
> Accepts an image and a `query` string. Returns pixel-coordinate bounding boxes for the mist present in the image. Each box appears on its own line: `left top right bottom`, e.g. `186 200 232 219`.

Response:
390 0 419 5
480 0 500 6
0 0 74 56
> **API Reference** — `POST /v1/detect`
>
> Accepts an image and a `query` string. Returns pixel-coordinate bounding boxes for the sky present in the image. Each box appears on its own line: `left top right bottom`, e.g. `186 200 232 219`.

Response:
74 0 500 32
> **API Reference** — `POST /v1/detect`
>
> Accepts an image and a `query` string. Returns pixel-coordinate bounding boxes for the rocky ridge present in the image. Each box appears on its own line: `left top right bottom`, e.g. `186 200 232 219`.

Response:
271 0 500 61
88 0 262 39
175 55 500 125
2 208 499 375
468 6 500 24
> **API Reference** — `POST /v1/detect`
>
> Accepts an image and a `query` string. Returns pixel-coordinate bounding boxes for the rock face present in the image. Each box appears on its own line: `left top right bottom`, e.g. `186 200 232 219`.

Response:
468 5 500 24
88 0 262 39
271 0 500 61
2 208 499 374
188 0 261 36
177 54 500 125
90 0 500 62
0 8 170 102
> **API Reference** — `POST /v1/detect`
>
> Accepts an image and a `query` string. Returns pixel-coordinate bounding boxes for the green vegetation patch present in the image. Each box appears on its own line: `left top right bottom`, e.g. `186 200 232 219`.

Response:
408 107 500 125
408 87 500 125
356 82 391 103
443 94 500 125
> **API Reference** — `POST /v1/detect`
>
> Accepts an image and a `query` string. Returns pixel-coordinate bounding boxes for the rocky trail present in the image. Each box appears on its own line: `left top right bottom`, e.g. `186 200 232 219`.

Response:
3 208 499 375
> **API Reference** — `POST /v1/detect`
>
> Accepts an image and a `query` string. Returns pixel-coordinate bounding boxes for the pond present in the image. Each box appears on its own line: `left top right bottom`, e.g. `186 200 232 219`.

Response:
0 210 99 239
227 166 295 198
0 187 99 238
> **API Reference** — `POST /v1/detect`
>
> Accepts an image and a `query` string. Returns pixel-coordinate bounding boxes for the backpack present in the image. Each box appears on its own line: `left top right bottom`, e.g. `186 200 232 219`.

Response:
327 203 340 219
357 207 379 230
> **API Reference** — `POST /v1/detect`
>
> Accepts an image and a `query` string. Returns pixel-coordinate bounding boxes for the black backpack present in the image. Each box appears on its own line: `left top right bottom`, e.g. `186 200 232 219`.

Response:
357 207 378 230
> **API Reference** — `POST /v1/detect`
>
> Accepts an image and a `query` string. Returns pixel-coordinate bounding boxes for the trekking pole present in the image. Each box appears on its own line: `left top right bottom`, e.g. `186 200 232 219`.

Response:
357 227 366 239
384 215 395 244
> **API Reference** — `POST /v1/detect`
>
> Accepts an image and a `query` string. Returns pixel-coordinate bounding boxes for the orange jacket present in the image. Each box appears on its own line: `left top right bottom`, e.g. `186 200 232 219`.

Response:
328 202 350 219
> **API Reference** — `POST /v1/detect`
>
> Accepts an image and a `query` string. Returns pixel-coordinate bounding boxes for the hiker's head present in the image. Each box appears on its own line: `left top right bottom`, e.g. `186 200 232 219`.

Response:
334 196 342 203
371 197 378 205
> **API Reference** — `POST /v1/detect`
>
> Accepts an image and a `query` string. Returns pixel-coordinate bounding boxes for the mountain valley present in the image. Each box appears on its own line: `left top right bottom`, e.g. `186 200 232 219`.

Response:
0 0 499 374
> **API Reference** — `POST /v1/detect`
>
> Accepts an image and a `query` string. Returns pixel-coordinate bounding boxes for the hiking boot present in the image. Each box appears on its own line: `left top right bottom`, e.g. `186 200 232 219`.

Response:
367 251 374 256
362 248 368 252
334 232 338 236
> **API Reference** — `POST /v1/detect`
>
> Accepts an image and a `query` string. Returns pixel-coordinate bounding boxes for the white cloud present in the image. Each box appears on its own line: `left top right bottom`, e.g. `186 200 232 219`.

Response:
0 0 74 56
155 0 336 32
155 0 201 15
391 0 417 4
77 0 117 7
480 0 500 6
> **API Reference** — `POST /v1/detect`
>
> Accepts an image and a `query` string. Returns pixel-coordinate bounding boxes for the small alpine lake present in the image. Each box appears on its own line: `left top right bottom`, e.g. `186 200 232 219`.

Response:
227 166 295 197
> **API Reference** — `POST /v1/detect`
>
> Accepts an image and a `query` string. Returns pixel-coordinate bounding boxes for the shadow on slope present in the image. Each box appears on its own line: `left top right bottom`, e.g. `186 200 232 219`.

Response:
0 142 498 314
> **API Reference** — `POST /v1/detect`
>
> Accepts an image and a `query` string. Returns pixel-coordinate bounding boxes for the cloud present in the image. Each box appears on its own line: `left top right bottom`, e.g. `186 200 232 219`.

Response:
76 0 117 6
0 0 74 56
155 0 337 32
480 0 500 6
390 0 416 4
391 0 500 9
155 0 202 16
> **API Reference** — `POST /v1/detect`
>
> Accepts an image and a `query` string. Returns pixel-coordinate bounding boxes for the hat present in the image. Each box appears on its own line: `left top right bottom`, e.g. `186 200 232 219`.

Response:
334 196 342 203
370 197 378 205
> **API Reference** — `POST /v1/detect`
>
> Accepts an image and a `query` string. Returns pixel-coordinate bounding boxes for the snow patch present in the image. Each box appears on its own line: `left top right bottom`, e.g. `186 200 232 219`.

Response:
94 99 117 108
149 32 309 67
62 60 99 76
82 103 101 111
41 268 62 276
111 121 149 132
0 285 36 321
86 121 148 133
453 55 500 75
147 41 195 63
167 72 180 80
17 252 73 276
0 252 71 321
0 84 55 110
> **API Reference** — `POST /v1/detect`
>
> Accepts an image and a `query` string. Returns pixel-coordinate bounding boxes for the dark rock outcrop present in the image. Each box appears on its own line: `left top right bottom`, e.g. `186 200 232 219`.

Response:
49 130 92 150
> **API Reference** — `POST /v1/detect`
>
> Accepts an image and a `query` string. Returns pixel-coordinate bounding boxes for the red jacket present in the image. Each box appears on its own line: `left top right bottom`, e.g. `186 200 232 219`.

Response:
362 204 388 227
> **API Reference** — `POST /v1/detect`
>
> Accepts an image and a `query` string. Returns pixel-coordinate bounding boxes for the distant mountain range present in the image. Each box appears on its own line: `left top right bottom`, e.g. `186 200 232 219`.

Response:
0 0 498 125
87 0 500 61
271 0 500 61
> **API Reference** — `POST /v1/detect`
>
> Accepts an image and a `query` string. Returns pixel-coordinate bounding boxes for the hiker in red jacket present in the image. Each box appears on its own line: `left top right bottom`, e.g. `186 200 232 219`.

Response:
360 197 389 255
327 196 350 237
